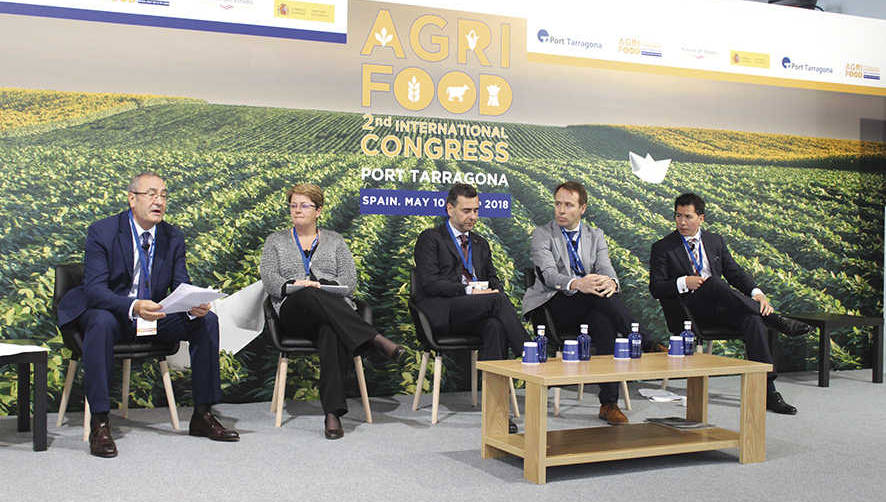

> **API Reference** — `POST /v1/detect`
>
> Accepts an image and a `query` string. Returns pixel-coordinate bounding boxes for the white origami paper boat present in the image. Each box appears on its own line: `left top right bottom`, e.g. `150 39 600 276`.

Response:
629 151 671 183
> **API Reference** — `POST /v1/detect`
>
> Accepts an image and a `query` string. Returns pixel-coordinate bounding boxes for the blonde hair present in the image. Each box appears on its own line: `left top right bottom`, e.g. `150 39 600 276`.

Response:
286 183 324 208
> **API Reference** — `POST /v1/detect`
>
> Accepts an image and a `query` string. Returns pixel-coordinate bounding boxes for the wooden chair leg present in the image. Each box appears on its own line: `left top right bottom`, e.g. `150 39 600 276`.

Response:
553 351 561 416
270 353 283 413
83 398 90 443
471 350 478 407
158 360 179 431
431 354 442 424
578 383 584 401
509 377 520 418
412 351 429 411
120 358 131 419
57 359 77 427
621 381 631 410
275 356 288 428
353 356 372 424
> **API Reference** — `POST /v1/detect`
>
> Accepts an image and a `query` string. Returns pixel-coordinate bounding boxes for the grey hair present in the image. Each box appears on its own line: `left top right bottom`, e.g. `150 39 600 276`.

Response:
127 171 163 192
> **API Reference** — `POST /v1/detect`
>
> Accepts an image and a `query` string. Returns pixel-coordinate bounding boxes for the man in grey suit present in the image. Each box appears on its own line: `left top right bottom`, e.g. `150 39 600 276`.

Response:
523 181 637 424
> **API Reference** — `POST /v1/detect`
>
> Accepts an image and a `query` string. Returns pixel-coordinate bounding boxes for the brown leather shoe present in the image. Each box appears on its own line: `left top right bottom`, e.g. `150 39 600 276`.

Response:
89 420 118 458
189 411 240 442
599 403 628 425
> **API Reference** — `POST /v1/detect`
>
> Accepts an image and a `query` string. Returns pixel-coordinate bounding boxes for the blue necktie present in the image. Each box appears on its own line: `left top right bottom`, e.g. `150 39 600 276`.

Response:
137 232 151 300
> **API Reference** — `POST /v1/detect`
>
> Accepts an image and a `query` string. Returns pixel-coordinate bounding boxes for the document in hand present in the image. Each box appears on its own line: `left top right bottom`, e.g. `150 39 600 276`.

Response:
159 283 227 313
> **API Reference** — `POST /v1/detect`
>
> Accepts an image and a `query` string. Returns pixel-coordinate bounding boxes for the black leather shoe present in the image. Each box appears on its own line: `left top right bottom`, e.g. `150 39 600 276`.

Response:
89 420 118 458
324 413 344 440
767 391 798 415
765 314 813 337
508 418 518 434
189 411 240 441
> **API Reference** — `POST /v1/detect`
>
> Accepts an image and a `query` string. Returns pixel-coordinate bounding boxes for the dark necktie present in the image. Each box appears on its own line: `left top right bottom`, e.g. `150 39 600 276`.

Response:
138 232 151 299
565 230 579 252
688 238 701 274
457 233 472 283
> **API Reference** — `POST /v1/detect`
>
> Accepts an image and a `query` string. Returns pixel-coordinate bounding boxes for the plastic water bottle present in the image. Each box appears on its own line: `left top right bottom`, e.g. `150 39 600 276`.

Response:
628 322 642 359
681 321 696 356
535 325 548 363
577 323 592 361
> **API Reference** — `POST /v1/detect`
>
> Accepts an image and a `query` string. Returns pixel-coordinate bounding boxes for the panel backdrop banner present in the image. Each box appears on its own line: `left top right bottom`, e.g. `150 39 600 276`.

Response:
0 0 883 415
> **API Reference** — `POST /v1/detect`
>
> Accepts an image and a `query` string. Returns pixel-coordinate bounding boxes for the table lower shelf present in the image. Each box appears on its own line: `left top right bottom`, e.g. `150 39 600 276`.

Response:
484 423 740 466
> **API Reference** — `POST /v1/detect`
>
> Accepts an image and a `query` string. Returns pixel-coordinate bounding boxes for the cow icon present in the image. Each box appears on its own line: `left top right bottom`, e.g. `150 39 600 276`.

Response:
446 85 470 102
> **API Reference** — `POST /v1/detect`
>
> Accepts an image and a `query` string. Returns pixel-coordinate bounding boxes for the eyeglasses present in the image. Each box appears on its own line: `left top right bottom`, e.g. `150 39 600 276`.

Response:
289 203 317 211
131 190 169 201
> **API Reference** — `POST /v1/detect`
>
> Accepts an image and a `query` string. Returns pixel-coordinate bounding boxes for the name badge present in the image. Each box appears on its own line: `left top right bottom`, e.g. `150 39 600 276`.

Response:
136 318 158 337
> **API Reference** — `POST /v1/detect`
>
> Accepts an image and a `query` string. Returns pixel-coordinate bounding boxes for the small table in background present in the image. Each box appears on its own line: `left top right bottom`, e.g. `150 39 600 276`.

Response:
0 343 48 451
784 312 884 387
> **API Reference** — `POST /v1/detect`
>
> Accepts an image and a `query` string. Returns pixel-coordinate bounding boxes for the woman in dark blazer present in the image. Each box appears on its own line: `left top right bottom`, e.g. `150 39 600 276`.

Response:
260 183 404 439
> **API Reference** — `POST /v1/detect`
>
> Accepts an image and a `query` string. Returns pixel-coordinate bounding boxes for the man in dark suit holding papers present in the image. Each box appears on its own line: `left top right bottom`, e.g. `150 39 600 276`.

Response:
413 183 527 362
57 172 239 457
649 192 811 415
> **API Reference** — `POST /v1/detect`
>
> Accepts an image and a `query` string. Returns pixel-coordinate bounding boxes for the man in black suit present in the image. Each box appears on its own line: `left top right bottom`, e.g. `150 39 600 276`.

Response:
413 183 527 361
649 193 811 415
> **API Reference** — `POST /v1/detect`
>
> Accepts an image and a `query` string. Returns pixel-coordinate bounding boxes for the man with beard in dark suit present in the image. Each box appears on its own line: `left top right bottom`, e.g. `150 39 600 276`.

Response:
413 183 528 363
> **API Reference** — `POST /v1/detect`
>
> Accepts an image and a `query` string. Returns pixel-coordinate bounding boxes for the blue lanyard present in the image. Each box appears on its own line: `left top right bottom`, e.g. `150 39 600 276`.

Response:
292 228 319 278
128 211 155 291
445 220 475 281
560 226 586 276
680 234 704 275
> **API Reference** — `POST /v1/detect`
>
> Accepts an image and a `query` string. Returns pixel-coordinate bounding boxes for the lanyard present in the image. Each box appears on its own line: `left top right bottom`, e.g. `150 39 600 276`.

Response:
560 226 586 276
292 228 319 278
445 220 475 281
128 211 155 291
680 234 704 275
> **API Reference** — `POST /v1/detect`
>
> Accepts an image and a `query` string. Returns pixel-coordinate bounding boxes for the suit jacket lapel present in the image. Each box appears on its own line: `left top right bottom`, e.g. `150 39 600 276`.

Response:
579 222 592 273
700 230 719 277
118 212 135 285
550 221 569 271
151 223 168 296
439 223 461 262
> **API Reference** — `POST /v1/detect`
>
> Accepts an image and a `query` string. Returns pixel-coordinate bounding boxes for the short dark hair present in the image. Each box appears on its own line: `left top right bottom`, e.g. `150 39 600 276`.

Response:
674 193 705 215
554 181 587 206
446 183 478 206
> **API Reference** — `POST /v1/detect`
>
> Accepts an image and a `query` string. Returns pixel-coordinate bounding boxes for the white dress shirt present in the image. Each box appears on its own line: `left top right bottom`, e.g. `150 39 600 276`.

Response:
127 220 156 320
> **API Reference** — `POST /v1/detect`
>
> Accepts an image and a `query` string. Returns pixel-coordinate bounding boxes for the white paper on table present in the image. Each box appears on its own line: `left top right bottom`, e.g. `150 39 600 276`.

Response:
638 388 687 404
159 283 227 314
0 343 48 357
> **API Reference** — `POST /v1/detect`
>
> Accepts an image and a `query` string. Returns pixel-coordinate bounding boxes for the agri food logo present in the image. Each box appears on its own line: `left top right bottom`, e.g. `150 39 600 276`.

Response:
360 9 512 116
537 29 550 43
618 37 662 58
781 56 833 75
846 63 881 81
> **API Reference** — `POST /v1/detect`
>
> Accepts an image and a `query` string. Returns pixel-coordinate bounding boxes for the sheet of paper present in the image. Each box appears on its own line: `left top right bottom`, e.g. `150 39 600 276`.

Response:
159 283 227 314
0 343 48 357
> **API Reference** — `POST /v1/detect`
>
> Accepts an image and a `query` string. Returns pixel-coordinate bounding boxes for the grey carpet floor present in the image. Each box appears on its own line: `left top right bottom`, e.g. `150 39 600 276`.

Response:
1 369 883 501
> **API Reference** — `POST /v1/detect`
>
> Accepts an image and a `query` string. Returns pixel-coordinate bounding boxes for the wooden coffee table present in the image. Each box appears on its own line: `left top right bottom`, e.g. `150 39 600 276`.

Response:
478 353 771 484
